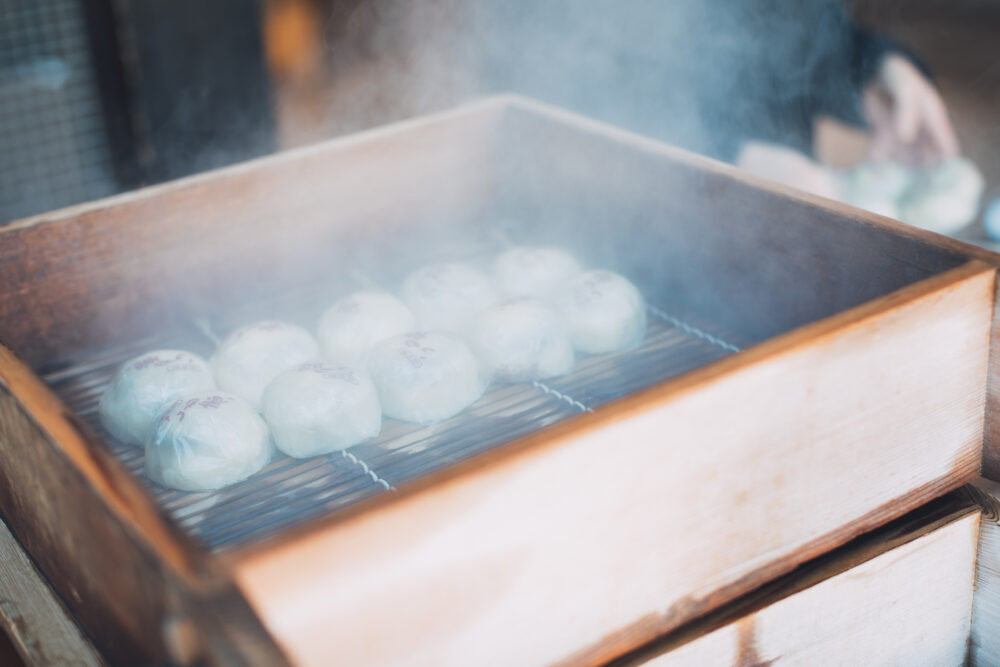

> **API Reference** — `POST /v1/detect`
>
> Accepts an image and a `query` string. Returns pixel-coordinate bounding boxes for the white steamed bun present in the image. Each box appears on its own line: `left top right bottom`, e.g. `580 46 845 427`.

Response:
99 350 215 446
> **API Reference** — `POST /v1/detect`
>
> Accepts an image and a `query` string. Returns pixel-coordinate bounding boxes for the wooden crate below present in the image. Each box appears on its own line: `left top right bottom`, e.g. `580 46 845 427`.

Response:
970 477 1000 666
615 491 981 667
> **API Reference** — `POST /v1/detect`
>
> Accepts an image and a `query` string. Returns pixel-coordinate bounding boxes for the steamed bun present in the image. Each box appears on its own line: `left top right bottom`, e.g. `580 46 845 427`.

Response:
898 158 984 234
401 262 499 333
468 300 574 382
317 290 415 365
368 331 486 424
493 246 582 300
559 270 647 354
261 362 382 458
145 392 272 491
99 350 215 446
211 321 319 408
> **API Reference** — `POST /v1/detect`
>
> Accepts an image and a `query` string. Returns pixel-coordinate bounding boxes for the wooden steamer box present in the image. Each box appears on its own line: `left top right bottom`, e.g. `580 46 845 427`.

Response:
1 96 999 665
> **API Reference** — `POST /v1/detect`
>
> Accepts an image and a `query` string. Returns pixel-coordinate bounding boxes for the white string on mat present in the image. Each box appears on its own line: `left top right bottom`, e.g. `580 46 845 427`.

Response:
340 450 396 491
533 381 593 413
646 305 741 353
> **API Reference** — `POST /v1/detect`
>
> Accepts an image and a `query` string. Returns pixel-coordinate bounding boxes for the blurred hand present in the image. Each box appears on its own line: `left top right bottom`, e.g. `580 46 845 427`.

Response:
863 54 959 165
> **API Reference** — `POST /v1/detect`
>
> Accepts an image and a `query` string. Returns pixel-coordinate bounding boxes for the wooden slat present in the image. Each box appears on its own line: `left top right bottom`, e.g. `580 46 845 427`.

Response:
0 515 104 667
983 284 1000 479
614 492 980 666
232 262 992 667
970 477 1000 666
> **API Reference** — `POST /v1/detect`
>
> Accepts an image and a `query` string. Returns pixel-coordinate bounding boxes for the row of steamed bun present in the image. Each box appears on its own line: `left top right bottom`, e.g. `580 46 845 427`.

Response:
99 247 647 491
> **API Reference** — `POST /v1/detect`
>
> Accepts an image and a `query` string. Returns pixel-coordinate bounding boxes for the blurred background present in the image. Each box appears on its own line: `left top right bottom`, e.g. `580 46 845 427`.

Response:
0 0 998 241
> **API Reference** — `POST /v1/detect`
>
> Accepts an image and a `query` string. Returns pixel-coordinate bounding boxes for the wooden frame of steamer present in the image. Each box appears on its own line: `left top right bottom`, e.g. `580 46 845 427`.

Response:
2 96 1000 665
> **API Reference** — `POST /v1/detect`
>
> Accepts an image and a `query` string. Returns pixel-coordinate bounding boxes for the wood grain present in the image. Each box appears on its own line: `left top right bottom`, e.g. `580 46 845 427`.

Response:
0 515 104 667
970 477 1000 666
233 262 992 667
613 493 980 666
983 279 1000 480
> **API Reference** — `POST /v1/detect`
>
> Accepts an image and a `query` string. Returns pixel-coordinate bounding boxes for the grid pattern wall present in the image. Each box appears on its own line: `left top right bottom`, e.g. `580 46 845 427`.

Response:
0 0 118 223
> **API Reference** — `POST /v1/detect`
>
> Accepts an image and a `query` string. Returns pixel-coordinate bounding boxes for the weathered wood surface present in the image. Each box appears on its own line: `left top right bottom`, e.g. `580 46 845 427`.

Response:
233 262 992 667
613 492 980 666
0 515 104 667
0 343 287 666
970 477 1000 666
983 282 1000 480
